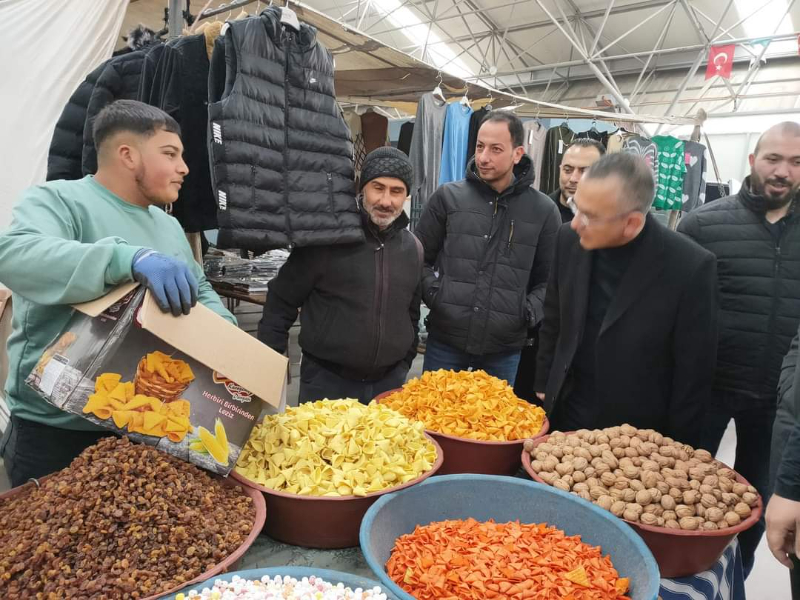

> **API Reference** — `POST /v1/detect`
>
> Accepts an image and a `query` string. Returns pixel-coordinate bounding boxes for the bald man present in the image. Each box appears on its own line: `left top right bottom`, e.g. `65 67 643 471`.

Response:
678 121 800 576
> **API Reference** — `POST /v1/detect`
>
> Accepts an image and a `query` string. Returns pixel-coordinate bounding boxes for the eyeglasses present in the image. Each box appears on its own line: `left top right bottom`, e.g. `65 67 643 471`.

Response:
567 197 635 227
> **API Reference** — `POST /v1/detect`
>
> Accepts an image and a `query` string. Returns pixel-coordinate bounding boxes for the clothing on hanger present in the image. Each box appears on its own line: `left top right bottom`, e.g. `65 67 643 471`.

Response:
408 92 447 228
439 101 473 185
576 128 603 141
208 7 362 251
606 129 625 153
154 33 218 232
361 110 389 154
540 123 575 195
522 120 547 191
137 42 167 105
397 120 414 156
682 141 708 212
466 107 488 167
622 134 659 177
651 135 686 211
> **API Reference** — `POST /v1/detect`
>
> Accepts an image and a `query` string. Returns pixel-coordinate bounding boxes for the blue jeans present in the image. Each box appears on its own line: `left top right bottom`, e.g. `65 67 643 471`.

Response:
423 335 522 385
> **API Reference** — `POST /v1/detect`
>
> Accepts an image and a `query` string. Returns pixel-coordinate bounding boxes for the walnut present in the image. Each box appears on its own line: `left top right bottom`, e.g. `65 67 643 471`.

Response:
732 483 747 497
623 509 640 522
574 447 593 461
530 460 544 473
679 517 700 530
724 511 741 526
572 470 587 483
584 467 596 478
534 451 550 462
721 492 739 507
538 442 554 454
742 492 758 507
555 462 575 476
661 495 676 510
699 484 714 495
613 477 630 491
675 504 695 518
600 472 616 487
539 472 558 485
595 462 611 475
665 519 681 529
705 507 724 523
702 474 719 487
656 481 671 495
577 490 592 502
562 474 575 487
701 493 718 508
610 488 625 501
613 447 626 458
662 510 677 522
689 479 701 491
620 424 638 436
629 480 645 492
597 495 614 511
565 434 582 447
643 503 660 515
611 501 626 517
636 490 653 506
718 467 737 480
622 488 637 503
554 479 571 492
696 504 706 518
541 458 558 472
702 521 719 531
648 488 663 503
734 502 752 519
682 490 700 505
640 513 658 526
589 445 603 458
718 476 734 493
641 471 658 490
572 457 589 472
694 449 714 463
669 487 684 500
597 433 611 445
641 460 660 473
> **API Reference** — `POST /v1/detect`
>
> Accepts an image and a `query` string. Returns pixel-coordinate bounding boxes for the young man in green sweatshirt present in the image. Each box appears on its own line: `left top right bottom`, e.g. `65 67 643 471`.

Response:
0 100 234 487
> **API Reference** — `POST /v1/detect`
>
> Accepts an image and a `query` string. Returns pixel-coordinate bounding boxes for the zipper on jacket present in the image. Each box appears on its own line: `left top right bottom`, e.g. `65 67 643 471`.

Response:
371 240 386 371
282 32 294 247
507 219 515 252
327 172 334 212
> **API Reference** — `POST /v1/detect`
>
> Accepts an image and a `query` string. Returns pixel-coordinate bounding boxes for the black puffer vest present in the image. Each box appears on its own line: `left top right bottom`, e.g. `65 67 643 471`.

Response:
208 7 363 252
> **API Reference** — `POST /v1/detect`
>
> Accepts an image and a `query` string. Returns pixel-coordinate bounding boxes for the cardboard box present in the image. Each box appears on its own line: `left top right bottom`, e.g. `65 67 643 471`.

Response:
26 284 287 475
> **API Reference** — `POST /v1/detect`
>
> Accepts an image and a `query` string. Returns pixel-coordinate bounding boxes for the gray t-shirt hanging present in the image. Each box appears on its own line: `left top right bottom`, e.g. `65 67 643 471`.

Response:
409 92 447 227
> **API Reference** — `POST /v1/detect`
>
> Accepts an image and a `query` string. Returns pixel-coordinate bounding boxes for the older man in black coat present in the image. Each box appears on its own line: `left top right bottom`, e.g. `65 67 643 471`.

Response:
535 153 718 448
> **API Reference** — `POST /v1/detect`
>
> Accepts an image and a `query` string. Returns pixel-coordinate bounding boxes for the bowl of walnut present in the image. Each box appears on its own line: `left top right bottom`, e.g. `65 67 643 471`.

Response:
522 425 762 578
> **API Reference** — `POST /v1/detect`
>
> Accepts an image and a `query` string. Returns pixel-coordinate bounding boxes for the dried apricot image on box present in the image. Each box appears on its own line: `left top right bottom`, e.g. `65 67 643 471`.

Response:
84 371 193 442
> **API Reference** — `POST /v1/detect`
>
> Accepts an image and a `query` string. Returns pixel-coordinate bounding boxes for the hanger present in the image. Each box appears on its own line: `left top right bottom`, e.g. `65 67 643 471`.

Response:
485 90 493 111
591 117 598 132
279 0 301 31
459 89 470 107
432 72 445 102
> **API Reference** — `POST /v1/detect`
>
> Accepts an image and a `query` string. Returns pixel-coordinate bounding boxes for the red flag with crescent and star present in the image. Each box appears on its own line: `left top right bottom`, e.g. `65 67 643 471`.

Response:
705 44 735 79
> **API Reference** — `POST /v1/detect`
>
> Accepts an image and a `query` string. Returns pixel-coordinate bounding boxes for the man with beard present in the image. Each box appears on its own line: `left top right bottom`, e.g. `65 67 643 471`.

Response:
415 112 560 384
678 121 800 577
259 147 422 404
0 100 233 487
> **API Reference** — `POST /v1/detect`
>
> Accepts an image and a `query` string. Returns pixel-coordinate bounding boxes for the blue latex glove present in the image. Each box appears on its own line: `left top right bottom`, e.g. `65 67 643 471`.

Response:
131 249 198 316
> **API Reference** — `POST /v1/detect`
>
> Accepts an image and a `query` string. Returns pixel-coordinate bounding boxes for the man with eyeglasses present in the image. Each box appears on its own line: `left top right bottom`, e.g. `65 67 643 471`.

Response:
534 153 718 448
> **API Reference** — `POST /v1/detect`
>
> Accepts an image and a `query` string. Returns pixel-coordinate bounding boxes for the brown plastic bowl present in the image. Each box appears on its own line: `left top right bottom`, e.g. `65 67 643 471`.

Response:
375 388 549 476
0 472 266 599
231 433 443 549
521 433 764 578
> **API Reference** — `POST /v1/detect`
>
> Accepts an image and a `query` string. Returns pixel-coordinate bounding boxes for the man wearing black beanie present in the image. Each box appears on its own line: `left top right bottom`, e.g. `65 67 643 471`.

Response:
259 147 423 404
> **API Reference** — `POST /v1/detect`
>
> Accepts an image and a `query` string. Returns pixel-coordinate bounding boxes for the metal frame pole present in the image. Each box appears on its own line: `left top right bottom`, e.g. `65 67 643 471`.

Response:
534 0 635 114
168 0 183 39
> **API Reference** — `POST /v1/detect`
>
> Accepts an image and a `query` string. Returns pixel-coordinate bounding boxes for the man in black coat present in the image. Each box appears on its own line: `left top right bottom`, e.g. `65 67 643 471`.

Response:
415 112 561 385
768 325 800 597
548 138 606 224
535 153 718 448
515 139 605 402
258 147 421 404
678 122 800 576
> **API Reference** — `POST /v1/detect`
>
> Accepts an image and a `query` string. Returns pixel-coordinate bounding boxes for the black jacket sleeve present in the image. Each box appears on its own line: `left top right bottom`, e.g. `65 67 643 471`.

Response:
404 282 422 369
534 227 564 393
776 420 800 501
676 210 701 243
258 247 324 354
414 188 447 308
668 252 718 447
526 201 560 327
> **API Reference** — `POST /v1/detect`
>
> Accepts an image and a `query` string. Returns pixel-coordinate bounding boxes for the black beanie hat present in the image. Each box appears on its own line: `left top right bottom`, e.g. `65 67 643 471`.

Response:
360 146 413 195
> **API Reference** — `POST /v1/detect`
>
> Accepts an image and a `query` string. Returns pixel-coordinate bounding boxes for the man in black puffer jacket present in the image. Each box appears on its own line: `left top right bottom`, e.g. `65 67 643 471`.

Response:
415 112 560 385
258 148 421 404
678 121 800 576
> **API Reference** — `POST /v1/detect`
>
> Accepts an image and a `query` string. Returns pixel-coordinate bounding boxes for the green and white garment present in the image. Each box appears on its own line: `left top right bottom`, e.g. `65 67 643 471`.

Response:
652 135 686 211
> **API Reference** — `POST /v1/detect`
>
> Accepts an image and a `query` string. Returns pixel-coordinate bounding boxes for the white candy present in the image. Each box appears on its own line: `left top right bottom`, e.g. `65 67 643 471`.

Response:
176 575 388 600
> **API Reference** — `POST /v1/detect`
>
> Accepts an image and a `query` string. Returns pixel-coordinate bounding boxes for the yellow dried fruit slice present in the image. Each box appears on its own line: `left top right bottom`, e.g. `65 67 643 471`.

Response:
199 426 229 466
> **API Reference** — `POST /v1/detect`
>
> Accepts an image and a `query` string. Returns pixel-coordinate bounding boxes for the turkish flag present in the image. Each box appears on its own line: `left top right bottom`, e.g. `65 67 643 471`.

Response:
705 45 735 79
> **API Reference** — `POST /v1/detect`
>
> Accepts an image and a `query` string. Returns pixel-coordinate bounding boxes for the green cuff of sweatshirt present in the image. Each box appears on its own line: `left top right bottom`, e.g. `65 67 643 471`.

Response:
106 244 147 286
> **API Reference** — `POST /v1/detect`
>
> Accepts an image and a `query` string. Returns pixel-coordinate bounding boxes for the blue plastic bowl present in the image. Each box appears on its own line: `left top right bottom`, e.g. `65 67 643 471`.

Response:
360 474 661 600
167 567 400 599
